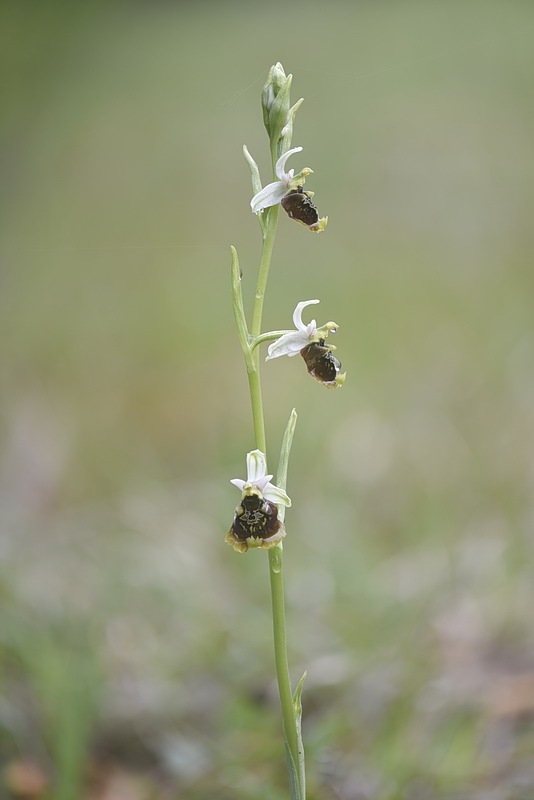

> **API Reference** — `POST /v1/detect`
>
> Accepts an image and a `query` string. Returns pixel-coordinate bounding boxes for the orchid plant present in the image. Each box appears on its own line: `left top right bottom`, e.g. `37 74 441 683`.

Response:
228 63 345 799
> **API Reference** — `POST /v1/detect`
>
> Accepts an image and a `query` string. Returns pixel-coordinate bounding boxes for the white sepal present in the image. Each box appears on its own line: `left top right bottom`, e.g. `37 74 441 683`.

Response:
293 299 319 331
266 331 311 360
266 299 322 361
251 181 289 214
275 146 302 179
263 483 291 507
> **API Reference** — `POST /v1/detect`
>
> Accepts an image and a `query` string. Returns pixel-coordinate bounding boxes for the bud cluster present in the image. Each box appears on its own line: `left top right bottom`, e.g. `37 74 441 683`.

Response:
261 62 304 158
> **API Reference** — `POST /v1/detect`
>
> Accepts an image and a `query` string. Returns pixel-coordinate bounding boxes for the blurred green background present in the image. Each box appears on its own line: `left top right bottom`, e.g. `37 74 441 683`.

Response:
1 2 534 798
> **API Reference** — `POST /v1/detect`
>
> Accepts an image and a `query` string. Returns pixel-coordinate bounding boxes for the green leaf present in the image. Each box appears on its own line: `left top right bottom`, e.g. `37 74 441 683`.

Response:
243 145 265 234
276 408 297 492
230 246 253 370
243 145 262 197
293 671 307 799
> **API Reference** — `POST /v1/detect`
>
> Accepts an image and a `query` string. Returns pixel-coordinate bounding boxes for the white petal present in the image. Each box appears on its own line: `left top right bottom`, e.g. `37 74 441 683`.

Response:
293 299 320 331
266 330 311 360
246 449 267 482
250 181 288 213
255 474 274 492
263 482 291 507
230 478 246 492
275 146 303 179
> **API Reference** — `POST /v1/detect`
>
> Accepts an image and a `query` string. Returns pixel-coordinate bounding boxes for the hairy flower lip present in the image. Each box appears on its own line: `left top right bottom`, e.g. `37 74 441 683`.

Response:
250 147 307 214
300 340 346 389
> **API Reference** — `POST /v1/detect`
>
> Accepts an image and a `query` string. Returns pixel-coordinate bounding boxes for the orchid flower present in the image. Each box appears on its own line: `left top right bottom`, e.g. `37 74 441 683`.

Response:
266 299 338 360
227 449 290 553
250 147 311 214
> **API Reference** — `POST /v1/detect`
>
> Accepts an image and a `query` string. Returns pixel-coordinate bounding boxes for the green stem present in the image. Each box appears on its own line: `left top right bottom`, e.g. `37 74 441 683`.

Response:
236 147 303 796
269 409 301 791
247 367 266 454
248 209 303 796
231 245 266 453
269 545 300 773
251 205 280 339
247 203 279 456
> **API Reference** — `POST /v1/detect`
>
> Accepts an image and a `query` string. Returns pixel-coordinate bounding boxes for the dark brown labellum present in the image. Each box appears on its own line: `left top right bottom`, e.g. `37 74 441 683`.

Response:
300 339 342 385
281 187 320 228
230 493 282 542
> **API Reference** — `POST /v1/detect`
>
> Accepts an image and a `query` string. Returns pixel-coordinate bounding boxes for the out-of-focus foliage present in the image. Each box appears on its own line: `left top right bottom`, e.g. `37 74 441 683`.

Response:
1 2 534 798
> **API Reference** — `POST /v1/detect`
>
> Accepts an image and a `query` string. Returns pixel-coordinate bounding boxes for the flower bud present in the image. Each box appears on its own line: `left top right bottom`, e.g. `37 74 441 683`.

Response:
261 62 287 128
261 62 293 146
261 84 275 130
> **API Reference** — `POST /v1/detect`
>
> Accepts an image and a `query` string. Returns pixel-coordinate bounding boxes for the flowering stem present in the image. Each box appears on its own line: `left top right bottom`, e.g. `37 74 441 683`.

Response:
246 207 304 797
233 65 308 796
